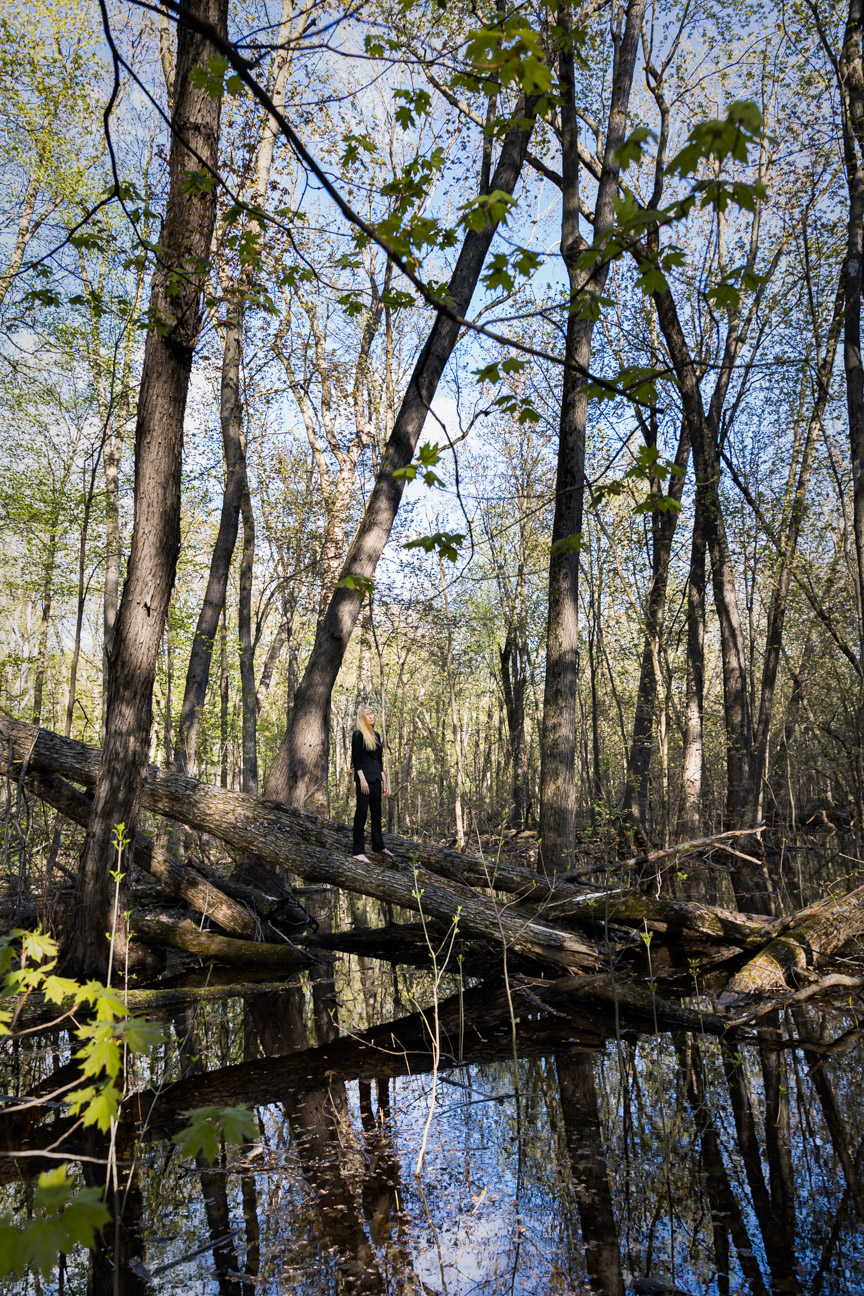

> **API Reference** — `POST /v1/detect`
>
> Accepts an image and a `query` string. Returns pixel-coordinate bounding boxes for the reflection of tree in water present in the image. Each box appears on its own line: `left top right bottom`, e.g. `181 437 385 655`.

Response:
244 969 417 1294
3 961 864 1293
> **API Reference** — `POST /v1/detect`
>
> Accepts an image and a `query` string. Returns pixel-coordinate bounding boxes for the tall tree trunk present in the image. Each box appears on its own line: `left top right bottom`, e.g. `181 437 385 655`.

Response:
623 419 690 835
31 531 57 726
238 482 258 797
263 98 541 810
648 283 767 910
678 496 707 853
173 0 294 778
747 288 843 818
838 0 864 639
174 299 247 778
63 0 228 977
64 462 99 739
439 556 465 849
219 604 229 789
538 0 647 876
499 629 528 829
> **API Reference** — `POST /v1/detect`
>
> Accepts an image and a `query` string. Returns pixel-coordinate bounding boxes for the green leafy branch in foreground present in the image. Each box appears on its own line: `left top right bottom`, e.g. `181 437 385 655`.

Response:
0 927 256 1281
0 1167 109 1280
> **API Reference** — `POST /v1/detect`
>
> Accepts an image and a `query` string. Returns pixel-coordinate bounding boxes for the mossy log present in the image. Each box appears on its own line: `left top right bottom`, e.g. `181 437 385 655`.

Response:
129 917 318 968
721 883 864 999
521 890 772 949
1 719 600 971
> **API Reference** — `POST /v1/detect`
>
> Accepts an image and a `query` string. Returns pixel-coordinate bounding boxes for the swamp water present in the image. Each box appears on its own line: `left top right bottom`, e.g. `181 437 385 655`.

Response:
2 954 864 1296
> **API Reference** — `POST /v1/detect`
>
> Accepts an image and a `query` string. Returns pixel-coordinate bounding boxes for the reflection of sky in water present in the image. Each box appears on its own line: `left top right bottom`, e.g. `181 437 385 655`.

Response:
123 1028 864 1296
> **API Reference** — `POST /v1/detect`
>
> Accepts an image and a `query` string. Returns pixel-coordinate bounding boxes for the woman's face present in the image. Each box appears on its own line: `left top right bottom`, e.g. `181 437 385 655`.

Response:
364 708 375 727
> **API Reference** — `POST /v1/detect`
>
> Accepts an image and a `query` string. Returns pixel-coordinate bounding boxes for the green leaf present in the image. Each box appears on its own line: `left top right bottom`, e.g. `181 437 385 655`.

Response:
341 132 376 166
616 126 656 171
122 1017 163 1055
550 533 584 557
403 531 465 562
41 975 82 1006
180 169 216 197
67 1083 120 1133
335 573 374 597
174 1105 257 1165
189 53 233 99
0 1168 111 1279
75 1023 122 1079
459 190 517 233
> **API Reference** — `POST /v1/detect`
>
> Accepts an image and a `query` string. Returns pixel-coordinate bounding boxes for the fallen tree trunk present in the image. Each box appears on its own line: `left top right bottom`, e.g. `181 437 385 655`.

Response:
525 889 771 948
2 977 303 1030
4 719 782 961
129 916 316 968
722 882 864 999
1 719 599 971
26 772 269 941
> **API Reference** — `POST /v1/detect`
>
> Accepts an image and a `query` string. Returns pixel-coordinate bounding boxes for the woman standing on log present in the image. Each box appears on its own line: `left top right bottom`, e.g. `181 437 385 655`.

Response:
352 705 392 863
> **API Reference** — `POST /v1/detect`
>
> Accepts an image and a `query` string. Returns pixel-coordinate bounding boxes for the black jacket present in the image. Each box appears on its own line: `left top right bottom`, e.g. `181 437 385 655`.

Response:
352 729 384 782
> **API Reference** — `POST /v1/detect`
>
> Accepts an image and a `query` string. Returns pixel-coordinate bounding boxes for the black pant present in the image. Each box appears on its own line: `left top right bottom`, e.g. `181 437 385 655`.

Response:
353 778 383 854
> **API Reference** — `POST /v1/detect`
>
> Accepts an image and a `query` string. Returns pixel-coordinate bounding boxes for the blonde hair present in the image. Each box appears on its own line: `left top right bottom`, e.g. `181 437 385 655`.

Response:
356 705 377 751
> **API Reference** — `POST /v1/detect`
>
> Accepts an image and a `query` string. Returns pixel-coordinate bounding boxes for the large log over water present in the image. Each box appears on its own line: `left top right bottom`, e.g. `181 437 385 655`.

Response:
0 719 598 971
7 718 864 995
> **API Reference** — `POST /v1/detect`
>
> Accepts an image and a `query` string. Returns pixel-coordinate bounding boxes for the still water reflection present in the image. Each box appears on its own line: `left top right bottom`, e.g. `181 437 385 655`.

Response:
3 958 864 1295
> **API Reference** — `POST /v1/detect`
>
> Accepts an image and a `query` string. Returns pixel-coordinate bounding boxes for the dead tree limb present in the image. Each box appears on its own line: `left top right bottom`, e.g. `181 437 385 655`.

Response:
722 884 864 999
129 917 317 968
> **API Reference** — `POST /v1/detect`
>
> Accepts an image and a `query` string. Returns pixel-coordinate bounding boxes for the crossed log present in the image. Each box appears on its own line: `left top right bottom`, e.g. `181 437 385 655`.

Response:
3 716 864 999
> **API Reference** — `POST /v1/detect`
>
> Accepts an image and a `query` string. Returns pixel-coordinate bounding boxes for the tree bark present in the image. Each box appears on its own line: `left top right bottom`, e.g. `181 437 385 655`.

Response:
678 494 706 845
174 299 247 778
499 628 529 828
63 0 228 977
722 883 864 998
623 419 690 831
263 96 541 811
836 0 864 638
131 916 312 967
26 770 274 939
238 481 258 796
174 0 295 781
538 0 647 876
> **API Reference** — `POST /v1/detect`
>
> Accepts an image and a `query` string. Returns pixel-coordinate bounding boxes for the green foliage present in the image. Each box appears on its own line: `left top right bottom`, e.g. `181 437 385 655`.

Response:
172 1105 257 1164
0 930 260 1277
589 446 684 515
668 100 764 178
336 573 375 597
394 87 431 130
550 533 584 557
404 531 465 562
459 190 517 234
461 19 554 96
474 357 527 384
393 442 446 488
481 247 542 294
0 1168 110 1279
188 54 243 100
